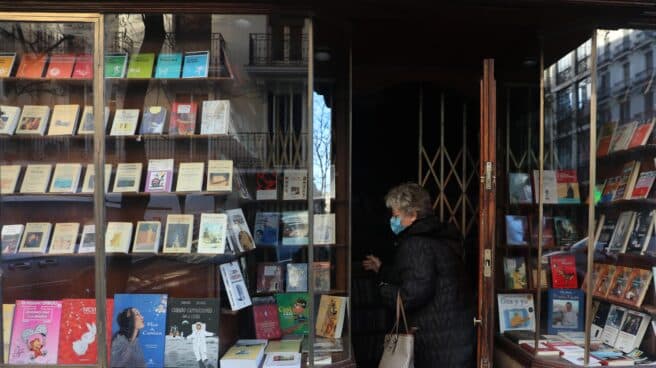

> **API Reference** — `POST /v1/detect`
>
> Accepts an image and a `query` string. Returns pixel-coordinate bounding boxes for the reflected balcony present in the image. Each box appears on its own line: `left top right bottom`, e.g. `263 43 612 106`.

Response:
612 79 630 96
597 84 610 102
634 68 653 85
613 37 632 59
248 33 308 66
576 57 589 75
556 67 573 85
597 50 611 66
633 30 656 49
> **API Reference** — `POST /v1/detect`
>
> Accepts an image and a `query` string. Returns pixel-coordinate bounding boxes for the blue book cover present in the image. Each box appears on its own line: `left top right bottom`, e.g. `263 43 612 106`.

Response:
155 53 182 79
140 106 167 134
547 289 584 334
254 212 280 246
182 51 209 78
112 294 168 368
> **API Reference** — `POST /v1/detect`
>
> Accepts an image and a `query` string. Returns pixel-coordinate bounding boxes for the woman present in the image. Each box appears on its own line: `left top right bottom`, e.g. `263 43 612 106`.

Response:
363 183 474 367
111 307 146 368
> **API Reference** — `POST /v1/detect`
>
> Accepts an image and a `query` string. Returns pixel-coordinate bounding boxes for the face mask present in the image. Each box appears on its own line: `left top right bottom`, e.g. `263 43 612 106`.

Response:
390 216 405 235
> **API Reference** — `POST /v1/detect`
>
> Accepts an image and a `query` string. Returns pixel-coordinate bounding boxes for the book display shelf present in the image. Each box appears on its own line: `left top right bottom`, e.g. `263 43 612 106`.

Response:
0 12 352 368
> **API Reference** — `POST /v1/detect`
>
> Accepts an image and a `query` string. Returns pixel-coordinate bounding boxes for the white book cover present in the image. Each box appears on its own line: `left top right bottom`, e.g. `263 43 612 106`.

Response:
19 164 52 194
607 211 636 254
18 222 52 253
0 105 21 135
1 224 24 255
219 261 252 311
105 222 133 253
109 109 140 136
206 160 233 191
15 105 50 135
283 169 308 200
314 213 336 245
47 104 80 135
48 222 80 254
601 305 628 346
163 214 193 253
145 158 174 193
77 106 110 135
77 224 96 253
497 293 535 333
198 213 228 254
532 170 558 204
132 221 161 253
263 353 301 368
175 162 204 192
225 208 255 253
0 165 21 194
49 163 82 193
614 310 650 353
282 211 309 246
112 163 143 193
201 100 230 134
610 121 638 153
81 163 112 193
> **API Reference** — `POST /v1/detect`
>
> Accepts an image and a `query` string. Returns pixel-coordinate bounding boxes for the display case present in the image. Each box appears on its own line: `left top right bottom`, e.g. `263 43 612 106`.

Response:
0 11 352 368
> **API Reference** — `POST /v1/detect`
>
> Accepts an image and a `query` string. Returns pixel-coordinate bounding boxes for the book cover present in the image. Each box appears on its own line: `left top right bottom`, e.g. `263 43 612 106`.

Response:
631 171 656 199
614 161 641 201
112 163 143 193
3 304 14 363
15 105 50 135
530 215 555 248
105 222 133 253
225 208 255 253
163 214 193 253
626 211 655 254
286 263 308 292
164 298 219 368
628 117 655 148
555 169 580 204
20 164 52 194
256 263 284 293
200 100 230 135
275 293 310 335
602 305 628 347
553 216 578 247
283 170 308 200
497 293 535 333
18 222 52 253
206 160 232 192
182 51 209 78
127 53 155 78
48 222 80 254
615 310 651 353
596 216 616 254
601 176 621 203
503 257 527 289
220 340 266 368
0 52 16 77
282 211 309 246
58 299 113 364
112 294 168 368
610 121 638 152
532 170 558 204
110 109 140 136
45 54 75 79
154 53 182 79
1 224 23 255
530 267 548 289
252 296 282 340
0 164 21 194
104 53 128 78
550 254 578 289
315 295 347 339
197 213 227 254
591 301 611 341
621 268 652 307
607 211 636 255
132 221 161 253
582 263 603 294
508 172 533 204
597 121 617 157
77 224 96 254
254 212 280 246
0 105 21 135
139 106 167 135
16 53 47 78
169 102 198 135
8 300 62 364
48 104 80 136
71 54 92 79
594 264 615 298
518 342 561 357
265 339 302 354
175 162 204 192
607 266 633 303
219 261 252 311
78 106 110 135
313 262 331 292
81 163 112 194
256 172 278 200
145 159 174 193
546 289 584 334
314 214 336 245
263 352 302 367
505 215 529 246
49 163 82 193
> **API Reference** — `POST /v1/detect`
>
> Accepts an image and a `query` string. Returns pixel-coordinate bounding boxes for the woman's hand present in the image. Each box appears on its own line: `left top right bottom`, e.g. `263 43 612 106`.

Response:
362 255 382 273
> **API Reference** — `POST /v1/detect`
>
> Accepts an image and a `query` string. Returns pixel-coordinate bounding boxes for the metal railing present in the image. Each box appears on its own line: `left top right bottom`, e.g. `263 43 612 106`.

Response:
612 79 629 95
633 68 653 85
613 37 632 58
249 33 308 66
556 67 573 85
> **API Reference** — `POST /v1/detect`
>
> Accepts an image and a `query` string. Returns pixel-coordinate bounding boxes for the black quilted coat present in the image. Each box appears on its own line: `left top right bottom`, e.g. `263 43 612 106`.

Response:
379 215 475 367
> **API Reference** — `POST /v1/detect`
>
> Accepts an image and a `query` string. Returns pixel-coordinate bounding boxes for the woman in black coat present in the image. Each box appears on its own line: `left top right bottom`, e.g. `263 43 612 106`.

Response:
363 183 475 367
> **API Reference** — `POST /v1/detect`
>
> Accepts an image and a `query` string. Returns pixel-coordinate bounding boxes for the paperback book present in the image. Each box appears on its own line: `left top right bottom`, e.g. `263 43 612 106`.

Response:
19 164 52 194
628 117 655 148
3 304 13 363
508 172 533 204
607 211 636 255
110 109 140 136
602 304 627 347
49 163 82 193
164 298 219 368
256 263 284 293
315 295 348 339
256 172 278 200
71 54 92 79
132 221 161 253
105 222 133 254
169 102 198 135
314 214 336 245
145 159 174 193
0 164 21 194
112 163 143 193
556 170 580 204
126 53 155 78
219 261 252 311
15 105 50 135
0 52 16 77
275 293 310 335
615 310 651 353
631 171 656 199
626 211 656 254
252 296 282 340
286 263 308 292
220 340 266 368
8 300 62 365
197 213 227 254
550 254 578 289
45 53 75 79
254 212 280 246
1 224 23 255
609 121 638 152
139 106 167 135
81 164 112 194
608 266 633 303
77 225 96 254
596 121 617 157
530 216 555 248
77 106 110 135
283 170 308 200
104 53 128 78
206 160 232 192
163 214 194 253
200 100 230 135
48 222 80 254
225 208 255 253
553 216 578 247
505 215 529 246
282 211 309 246
175 162 204 192
182 51 209 78
313 262 331 292
532 170 558 204
0 105 21 135
154 53 182 78
503 257 527 289
18 222 52 253
497 293 535 333
47 104 80 136
58 299 113 365
546 289 584 334
16 53 47 78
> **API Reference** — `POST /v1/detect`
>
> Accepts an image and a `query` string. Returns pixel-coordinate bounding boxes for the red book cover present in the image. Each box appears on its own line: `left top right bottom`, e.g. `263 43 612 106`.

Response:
57 299 113 364
253 300 282 340
45 54 75 79
596 121 616 157
169 102 198 135
631 171 656 199
550 254 578 289
71 54 93 79
16 53 47 78
628 118 655 149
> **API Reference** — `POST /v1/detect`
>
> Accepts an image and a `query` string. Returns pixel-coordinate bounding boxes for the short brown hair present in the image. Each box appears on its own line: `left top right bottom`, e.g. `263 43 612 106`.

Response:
384 183 433 218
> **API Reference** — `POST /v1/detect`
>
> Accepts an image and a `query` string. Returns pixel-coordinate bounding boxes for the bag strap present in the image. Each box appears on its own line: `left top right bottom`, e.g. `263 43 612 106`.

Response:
388 291 410 335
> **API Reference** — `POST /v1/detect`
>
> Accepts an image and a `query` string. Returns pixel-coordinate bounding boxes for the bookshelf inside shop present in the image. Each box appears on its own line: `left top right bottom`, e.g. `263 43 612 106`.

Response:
0 13 351 368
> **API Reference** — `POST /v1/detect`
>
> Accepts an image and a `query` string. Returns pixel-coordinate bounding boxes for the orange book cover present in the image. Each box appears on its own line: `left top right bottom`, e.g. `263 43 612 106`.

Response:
596 121 616 157
169 101 198 135
46 54 76 79
620 268 652 308
16 53 47 78
606 266 632 303
628 118 655 149
57 299 113 364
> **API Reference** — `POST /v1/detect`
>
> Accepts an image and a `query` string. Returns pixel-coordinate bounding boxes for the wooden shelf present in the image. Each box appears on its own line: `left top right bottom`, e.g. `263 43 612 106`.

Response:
597 144 656 166
596 198 656 211
1 251 245 265
106 76 233 83
0 77 91 84
591 294 656 316
0 193 93 203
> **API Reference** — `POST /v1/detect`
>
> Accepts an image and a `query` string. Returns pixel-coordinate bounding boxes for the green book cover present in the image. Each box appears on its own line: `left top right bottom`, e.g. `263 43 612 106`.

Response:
104 53 127 78
275 293 309 335
127 53 155 78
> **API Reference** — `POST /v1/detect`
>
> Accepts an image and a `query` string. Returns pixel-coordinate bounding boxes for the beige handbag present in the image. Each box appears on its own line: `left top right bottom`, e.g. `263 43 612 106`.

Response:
379 292 414 368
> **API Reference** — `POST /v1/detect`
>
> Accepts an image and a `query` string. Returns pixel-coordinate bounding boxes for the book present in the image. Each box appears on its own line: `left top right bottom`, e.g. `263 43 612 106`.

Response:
145 158 174 193
593 355 635 366
0 164 21 194
182 51 209 78
608 266 633 303
252 296 282 340
596 216 617 254
583 263 604 294
8 300 62 364
254 212 280 246
626 211 656 254
561 353 601 366
15 53 47 78
314 262 331 292
1 224 23 255
132 221 161 253
621 268 652 307
591 301 611 341
286 263 308 292
282 211 309 246
105 222 133 253
15 105 50 135
45 53 75 79
256 263 284 293
283 169 308 200
614 161 641 201
315 295 347 339
112 163 142 193
265 339 302 354
597 121 617 157
0 105 21 135
532 170 558 204
71 54 92 79
256 172 278 200
48 222 80 254
225 208 255 252
58 299 113 365
610 121 638 152
154 53 183 78
553 216 578 247
628 117 655 148
601 176 621 203
126 53 155 78
556 169 580 204
164 298 219 368
109 109 140 136
314 214 336 245
18 222 51 253
615 311 651 353
275 293 310 335
508 172 533 204
200 100 230 135
503 330 546 344
175 162 204 192
197 213 227 254
497 294 535 333
519 342 561 357
220 339 267 368
546 289 584 334
47 104 80 136
77 224 96 253
81 164 112 194
607 211 636 255
20 164 52 194
77 106 110 135
3 304 14 363
595 265 616 298
531 267 548 289
163 214 193 253
503 257 527 289
104 53 128 78
0 52 16 77
505 215 529 246
602 305 628 347
169 102 198 135
550 254 578 288
49 163 82 193
631 171 656 199
206 160 232 192
112 294 168 368
219 261 252 311
139 106 167 134
263 352 302 368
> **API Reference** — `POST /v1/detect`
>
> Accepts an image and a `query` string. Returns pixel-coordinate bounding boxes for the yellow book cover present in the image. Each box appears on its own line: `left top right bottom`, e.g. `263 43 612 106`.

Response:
315 295 347 339
222 340 266 360
0 53 16 77
3 304 14 363
264 339 302 353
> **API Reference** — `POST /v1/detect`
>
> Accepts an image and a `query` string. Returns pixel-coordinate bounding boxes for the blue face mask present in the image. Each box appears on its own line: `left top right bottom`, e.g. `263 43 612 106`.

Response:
390 216 405 235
